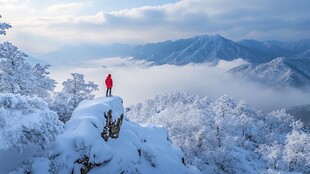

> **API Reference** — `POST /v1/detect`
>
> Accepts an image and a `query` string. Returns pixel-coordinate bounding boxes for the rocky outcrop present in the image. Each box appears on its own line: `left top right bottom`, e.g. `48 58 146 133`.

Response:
12 96 195 174
101 110 124 141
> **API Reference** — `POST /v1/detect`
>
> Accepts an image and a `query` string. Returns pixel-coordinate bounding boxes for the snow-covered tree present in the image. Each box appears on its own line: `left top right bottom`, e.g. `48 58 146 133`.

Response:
0 42 56 98
0 15 11 35
257 142 285 170
0 93 64 151
62 73 98 108
50 73 98 122
0 16 64 173
257 121 310 173
31 63 56 98
283 121 310 173
126 91 310 173
0 42 32 95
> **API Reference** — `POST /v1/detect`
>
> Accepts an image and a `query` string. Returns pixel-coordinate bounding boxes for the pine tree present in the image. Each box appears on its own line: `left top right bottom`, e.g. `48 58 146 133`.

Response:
0 42 33 95
32 63 56 98
51 73 99 122
0 42 56 98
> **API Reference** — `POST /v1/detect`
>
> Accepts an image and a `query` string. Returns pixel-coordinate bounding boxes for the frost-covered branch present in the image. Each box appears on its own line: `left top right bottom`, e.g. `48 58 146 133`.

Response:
0 15 12 35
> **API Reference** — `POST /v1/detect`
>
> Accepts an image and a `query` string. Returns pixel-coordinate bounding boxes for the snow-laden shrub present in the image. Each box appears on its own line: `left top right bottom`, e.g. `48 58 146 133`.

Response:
0 93 64 151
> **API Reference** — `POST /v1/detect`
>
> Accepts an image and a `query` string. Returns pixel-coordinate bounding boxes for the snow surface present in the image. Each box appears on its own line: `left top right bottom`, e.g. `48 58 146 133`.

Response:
7 96 198 173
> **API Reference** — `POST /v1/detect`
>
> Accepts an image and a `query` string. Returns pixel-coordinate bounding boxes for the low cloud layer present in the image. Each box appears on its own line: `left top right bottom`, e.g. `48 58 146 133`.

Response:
49 58 310 111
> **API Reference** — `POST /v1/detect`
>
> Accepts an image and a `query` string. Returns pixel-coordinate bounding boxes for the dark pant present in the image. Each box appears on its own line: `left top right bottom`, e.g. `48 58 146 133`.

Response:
106 88 112 97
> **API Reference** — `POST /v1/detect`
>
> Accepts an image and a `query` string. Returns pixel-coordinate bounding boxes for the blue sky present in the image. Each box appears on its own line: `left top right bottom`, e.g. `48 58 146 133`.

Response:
0 0 310 55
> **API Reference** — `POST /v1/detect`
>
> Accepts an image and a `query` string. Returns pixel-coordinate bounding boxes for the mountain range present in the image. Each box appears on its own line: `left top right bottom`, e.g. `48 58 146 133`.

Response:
131 34 273 65
38 34 310 89
39 35 310 66
132 36 309 65
237 39 310 58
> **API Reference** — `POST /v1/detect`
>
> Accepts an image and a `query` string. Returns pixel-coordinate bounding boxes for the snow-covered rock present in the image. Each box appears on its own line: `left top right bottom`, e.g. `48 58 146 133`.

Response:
10 96 198 174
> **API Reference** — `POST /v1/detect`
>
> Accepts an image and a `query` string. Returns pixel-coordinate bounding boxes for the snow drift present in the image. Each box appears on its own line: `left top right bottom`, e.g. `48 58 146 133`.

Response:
9 96 197 174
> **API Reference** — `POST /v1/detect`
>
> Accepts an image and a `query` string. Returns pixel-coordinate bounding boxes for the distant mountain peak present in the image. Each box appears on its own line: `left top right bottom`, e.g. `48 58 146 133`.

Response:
131 34 271 65
192 34 234 46
270 57 286 64
194 34 225 40
229 57 310 90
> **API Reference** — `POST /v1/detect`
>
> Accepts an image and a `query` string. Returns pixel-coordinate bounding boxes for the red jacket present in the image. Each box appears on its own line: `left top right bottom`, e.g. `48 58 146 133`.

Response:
105 74 113 88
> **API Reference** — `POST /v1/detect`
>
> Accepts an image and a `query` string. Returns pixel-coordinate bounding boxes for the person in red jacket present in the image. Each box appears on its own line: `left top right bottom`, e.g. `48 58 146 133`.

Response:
105 74 113 97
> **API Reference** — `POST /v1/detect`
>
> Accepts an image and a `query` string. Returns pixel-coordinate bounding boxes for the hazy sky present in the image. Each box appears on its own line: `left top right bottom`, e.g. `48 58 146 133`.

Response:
1 0 310 55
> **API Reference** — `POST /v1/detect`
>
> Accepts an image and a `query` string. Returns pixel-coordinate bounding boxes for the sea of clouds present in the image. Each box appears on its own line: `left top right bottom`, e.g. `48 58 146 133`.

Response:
49 57 310 111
